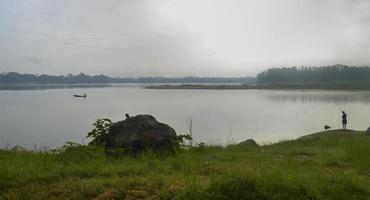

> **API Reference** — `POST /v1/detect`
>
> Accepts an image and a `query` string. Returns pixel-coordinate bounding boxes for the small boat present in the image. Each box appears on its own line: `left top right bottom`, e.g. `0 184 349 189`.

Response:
73 94 87 98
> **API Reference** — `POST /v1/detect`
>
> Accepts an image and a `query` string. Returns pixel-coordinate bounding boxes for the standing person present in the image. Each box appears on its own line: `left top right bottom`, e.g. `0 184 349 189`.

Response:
342 111 347 130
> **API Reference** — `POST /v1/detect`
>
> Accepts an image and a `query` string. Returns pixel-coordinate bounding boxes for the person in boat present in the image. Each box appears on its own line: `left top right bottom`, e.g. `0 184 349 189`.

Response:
73 94 86 98
342 111 347 130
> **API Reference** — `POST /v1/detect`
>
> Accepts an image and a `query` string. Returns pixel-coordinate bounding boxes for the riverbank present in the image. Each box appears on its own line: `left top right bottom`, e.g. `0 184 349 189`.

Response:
1 130 370 199
145 83 370 90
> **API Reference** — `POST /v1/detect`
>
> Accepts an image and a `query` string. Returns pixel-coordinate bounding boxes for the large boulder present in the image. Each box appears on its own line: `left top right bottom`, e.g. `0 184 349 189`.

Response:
105 115 178 153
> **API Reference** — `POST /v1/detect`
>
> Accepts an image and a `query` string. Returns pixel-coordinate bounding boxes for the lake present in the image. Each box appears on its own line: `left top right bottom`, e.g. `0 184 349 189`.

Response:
1 84 370 149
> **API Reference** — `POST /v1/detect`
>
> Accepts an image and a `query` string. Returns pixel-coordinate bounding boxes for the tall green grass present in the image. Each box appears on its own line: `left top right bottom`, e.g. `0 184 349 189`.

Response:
0 130 369 199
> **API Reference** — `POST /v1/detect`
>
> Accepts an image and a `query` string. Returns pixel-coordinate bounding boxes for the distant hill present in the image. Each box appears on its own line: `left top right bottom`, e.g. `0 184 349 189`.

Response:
0 72 256 84
257 64 370 84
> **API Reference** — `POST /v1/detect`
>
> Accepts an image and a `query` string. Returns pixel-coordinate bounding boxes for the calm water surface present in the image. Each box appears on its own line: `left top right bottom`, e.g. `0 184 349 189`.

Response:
1 85 370 148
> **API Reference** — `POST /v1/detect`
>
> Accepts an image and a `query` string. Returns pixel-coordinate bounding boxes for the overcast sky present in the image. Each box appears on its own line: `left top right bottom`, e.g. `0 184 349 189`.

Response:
0 0 369 76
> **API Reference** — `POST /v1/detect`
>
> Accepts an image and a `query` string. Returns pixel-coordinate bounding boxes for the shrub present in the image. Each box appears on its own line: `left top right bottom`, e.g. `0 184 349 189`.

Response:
55 142 106 164
87 118 112 146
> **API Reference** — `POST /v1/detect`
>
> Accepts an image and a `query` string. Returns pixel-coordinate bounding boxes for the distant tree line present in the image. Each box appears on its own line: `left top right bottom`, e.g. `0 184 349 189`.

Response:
257 65 370 84
0 72 256 84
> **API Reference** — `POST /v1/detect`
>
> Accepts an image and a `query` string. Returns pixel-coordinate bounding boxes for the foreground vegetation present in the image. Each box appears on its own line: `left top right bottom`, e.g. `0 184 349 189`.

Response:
1 130 370 199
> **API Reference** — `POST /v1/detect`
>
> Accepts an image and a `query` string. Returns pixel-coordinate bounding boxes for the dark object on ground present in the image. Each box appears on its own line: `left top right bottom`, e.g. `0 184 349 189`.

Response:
11 145 26 152
324 125 331 130
125 113 130 119
366 126 370 135
238 139 259 147
105 115 178 153
73 94 86 98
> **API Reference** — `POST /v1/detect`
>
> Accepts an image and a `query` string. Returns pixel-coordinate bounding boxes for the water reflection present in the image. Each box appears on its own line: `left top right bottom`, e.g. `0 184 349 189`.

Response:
1 88 370 148
266 91 370 104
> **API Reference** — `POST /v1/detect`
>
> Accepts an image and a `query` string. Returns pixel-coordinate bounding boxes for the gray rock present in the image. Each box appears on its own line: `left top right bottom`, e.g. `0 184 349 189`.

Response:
106 115 178 153
11 145 26 152
238 139 259 147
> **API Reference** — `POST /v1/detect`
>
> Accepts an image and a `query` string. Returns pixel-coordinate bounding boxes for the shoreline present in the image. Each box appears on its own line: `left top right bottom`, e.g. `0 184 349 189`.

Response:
3 129 366 152
144 84 370 91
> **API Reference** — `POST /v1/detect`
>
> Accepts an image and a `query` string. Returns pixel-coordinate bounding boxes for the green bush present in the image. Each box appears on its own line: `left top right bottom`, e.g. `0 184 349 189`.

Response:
86 118 112 146
55 142 106 164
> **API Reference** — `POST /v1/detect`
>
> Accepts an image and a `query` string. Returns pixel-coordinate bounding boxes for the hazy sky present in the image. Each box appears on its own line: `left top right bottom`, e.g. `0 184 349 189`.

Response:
0 0 369 76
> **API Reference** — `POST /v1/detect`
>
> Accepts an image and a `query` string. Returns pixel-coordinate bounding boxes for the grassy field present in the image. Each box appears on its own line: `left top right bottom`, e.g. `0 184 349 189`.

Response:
1 130 370 199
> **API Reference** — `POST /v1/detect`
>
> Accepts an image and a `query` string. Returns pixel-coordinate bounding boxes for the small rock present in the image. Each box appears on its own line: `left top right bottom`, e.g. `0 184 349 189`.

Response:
11 145 26 152
238 139 259 147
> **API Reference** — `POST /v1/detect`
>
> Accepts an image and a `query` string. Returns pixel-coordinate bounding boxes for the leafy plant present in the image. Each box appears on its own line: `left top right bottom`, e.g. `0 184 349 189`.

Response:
177 134 193 148
54 142 105 164
87 118 112 146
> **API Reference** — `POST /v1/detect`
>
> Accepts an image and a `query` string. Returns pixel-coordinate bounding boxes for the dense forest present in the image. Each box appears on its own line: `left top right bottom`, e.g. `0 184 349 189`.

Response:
0 72 256 84
5 65 370 85
257 65 370 84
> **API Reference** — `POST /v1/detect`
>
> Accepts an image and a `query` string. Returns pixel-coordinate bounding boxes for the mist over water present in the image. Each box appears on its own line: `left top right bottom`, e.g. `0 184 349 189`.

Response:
1 85 370 149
